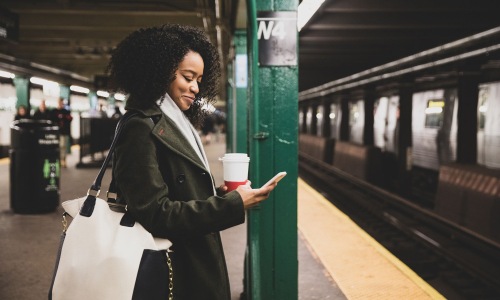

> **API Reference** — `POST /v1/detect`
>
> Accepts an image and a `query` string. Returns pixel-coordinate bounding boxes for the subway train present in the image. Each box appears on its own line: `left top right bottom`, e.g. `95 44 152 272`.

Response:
299 63 500 244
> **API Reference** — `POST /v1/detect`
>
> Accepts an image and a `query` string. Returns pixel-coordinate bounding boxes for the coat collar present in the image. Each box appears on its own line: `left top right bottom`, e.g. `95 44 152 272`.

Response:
125 103 208 172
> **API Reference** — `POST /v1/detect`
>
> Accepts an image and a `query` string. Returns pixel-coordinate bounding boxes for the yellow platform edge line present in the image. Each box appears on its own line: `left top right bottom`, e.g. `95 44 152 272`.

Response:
298 178 445 300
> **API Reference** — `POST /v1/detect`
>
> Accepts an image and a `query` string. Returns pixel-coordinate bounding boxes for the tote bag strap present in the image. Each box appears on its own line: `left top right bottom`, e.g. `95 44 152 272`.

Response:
107 115 160 205
80 111 139 217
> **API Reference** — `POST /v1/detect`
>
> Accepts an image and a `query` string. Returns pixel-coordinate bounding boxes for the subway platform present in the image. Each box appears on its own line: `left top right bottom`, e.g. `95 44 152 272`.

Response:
0 136 443 299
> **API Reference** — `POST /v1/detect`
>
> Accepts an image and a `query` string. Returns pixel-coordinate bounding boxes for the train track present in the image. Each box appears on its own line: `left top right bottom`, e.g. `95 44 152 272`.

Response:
299 154 500 300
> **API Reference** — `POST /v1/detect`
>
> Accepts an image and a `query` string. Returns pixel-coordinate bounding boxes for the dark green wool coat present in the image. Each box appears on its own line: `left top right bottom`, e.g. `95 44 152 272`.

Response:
112 103 245 300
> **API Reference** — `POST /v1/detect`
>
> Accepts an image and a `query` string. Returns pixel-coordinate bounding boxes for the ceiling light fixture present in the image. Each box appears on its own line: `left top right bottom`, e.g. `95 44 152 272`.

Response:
30 76 57 86
297 0 325 32
0 70 15 79
114 93 126 101
97 90 109 98
70 85 90 94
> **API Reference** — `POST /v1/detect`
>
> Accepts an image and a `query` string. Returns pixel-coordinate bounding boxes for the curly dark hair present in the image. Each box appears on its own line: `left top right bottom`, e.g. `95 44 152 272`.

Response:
107 24 221 126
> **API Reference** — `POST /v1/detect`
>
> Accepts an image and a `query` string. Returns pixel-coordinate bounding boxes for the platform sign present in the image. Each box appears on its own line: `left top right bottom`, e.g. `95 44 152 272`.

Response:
235 54 248 88
257 11 297 66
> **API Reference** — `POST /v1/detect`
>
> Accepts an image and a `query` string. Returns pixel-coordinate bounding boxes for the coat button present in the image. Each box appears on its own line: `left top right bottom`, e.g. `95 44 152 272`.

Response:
176 174 186 184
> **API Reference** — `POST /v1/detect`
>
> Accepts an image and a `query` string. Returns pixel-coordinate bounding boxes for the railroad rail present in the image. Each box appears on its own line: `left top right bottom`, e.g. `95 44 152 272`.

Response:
299 153 500 299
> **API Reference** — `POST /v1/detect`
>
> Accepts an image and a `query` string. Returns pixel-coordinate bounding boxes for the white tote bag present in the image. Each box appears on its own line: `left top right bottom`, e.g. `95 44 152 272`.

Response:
49 112 173 300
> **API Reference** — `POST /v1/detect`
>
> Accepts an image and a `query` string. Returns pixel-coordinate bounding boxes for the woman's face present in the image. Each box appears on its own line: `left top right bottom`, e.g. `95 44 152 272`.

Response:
168 51 204 111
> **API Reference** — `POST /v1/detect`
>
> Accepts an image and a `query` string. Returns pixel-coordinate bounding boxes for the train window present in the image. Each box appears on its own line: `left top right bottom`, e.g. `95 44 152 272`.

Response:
298 109 304 133
329 103 340 139
374 97 388 149
424 99 445 128
413 89 457 170
349 102 360 125
316 105 324 136
374 96 399 153
477 82 500 169
478 87 488 130
387 97 400 154
349 100 364 144
306 107 313 134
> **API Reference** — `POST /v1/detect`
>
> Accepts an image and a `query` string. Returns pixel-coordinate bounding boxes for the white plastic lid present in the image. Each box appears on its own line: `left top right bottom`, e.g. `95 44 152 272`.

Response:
219 153 250 162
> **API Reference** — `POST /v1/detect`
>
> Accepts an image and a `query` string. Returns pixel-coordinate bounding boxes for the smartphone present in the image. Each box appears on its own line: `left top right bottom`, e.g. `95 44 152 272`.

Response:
261 171 287 189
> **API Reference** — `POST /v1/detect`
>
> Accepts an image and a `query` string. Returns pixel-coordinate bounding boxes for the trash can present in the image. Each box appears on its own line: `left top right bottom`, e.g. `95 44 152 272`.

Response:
10 120 60 213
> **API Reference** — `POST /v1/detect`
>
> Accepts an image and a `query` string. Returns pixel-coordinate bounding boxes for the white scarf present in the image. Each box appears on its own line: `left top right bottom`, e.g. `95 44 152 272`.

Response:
158 93 211 173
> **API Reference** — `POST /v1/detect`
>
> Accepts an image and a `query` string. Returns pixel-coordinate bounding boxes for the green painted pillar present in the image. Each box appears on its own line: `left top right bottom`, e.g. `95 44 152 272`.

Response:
13 77 30 112
59 85 70 104
230 30 248 153
245 0 298 299
88 91 97 110
227 61 235 152
108 94 116 110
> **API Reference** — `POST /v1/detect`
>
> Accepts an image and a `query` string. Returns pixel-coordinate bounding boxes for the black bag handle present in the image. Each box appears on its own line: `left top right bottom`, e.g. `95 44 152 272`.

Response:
80 111 139 217
107 115 160 205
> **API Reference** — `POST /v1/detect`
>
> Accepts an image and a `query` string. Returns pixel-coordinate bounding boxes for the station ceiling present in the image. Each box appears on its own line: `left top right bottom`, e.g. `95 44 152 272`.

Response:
2 0 500 95
0 0 239 95
299 0 500 91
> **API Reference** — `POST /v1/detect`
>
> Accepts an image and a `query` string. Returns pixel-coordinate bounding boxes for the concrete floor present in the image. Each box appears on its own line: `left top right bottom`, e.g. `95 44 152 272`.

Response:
0 136 341 300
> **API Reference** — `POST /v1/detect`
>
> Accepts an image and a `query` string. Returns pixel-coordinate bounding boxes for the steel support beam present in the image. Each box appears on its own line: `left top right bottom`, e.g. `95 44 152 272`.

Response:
245 1 298 299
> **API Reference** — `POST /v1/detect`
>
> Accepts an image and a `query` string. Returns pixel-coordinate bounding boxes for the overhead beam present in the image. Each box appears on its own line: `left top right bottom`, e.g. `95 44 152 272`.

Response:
321 0 500 12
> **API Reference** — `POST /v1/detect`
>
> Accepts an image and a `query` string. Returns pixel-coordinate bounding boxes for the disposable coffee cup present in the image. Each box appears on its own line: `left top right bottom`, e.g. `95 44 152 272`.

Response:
219 153 250 191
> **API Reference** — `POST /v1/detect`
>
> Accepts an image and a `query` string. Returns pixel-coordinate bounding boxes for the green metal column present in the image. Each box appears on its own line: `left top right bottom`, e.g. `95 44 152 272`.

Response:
245 0 298 299
60 85 70 103
88 90 97 110
108 94 116 109
226 61 234 152
228 30 249 153
13 77 30 111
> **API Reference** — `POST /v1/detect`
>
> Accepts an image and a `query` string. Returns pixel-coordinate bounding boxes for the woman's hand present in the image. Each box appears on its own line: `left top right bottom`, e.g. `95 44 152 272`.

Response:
216 184 228 196
235 181 277 209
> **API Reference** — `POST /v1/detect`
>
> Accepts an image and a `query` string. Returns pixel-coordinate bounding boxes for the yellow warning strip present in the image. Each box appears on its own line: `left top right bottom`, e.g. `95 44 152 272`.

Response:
298 178 445 300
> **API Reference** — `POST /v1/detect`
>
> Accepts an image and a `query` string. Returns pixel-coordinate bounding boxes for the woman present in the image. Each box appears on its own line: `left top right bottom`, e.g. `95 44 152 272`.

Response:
108 24 276 299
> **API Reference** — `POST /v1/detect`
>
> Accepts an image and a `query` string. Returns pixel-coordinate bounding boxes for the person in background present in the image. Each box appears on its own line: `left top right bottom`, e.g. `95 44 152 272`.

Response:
214 109 226 142
33 100 51 121
111 106 123 119
201 112 215 144
14 105 30 121
107 24 276 300
52 98 73 167
97 103 108 118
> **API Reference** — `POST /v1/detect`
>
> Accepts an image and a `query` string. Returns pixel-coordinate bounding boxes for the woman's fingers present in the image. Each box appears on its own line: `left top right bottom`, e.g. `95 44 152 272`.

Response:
236 180 279 209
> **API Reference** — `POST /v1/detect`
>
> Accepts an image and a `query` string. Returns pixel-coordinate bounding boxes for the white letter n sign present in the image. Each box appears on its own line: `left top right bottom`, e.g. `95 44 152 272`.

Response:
257 11 297 66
